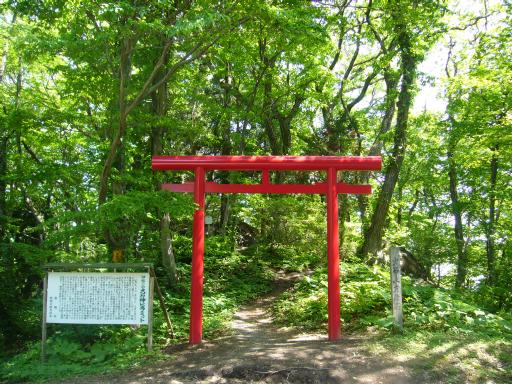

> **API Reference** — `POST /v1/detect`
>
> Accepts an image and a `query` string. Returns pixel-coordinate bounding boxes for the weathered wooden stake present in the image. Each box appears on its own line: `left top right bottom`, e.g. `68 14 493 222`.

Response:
41 274 48 362
149 268 175 339
390 246 403 333
147 276 155 351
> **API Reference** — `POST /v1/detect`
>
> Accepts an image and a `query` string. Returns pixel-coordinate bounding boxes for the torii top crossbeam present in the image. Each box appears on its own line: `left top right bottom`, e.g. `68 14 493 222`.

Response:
152 155 381 171
152 155 381 345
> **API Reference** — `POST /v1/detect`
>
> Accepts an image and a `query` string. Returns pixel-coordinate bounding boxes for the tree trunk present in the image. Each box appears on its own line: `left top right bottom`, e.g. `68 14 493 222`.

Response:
338 192 350 256
275 93 304 155
447 139 466 288
357 69 399 226
160 212 178 287
100 37 134 261
219 193 231 234
217 69 233 233
396 183 403 225
485 146 498 285
359 27 416 261
0 136 7 237
150 45 178 288
99 37 133 206
262 72 280 155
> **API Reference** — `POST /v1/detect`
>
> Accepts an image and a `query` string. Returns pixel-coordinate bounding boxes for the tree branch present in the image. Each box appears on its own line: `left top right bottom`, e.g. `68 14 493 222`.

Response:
21 140 42 164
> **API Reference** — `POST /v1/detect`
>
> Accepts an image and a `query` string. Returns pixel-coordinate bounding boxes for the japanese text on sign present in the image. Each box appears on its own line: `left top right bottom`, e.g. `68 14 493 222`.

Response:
46 272 150 325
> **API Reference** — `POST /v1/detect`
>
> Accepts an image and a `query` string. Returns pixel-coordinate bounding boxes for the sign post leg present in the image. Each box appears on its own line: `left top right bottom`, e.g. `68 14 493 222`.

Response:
41 274 48 362
327 167 341 341
190 167 205 344
147 276 155 351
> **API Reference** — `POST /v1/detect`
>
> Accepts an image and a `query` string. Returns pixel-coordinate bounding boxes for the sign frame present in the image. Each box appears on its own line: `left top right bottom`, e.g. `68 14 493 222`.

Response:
46 271 151 325
41 263 162 361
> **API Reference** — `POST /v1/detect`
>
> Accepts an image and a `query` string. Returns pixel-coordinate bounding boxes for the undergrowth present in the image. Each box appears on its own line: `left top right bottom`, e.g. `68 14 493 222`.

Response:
3 235 511 383
272 261 512 382
273 262 512 336
0 235 273 383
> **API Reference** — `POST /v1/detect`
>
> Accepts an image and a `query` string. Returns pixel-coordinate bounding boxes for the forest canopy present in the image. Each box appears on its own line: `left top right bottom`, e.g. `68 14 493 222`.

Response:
0 0 511 380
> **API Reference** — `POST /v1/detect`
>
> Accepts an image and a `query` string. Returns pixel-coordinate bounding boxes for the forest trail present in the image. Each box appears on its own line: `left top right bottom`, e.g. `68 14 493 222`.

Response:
63 272 418 384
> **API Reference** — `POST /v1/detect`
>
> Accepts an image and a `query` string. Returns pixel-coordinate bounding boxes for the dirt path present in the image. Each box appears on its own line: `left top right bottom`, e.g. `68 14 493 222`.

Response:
64 272 417 383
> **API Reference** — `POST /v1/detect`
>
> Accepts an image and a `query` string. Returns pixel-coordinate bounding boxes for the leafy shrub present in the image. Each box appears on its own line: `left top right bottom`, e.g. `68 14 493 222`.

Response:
403 285 512 335
273 262 512 337
0 242 49 354
273 263 391 330
0 330 154 382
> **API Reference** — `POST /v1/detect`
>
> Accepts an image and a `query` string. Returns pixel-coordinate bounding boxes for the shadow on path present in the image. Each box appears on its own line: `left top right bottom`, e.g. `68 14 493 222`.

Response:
64 271 417 383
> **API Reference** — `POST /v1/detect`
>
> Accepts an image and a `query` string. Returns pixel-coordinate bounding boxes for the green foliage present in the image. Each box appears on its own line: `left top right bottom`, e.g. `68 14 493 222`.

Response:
403 285 512 336
239 195 326 271
1 0 511 381
0 331 160 382
0 243 50 354
273 262 512 337
0 233 273 382
273 263 391 330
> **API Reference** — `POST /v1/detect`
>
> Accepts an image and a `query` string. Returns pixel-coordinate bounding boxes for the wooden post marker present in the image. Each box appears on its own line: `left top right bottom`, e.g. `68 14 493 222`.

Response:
390 246 403 333
41 274 48 362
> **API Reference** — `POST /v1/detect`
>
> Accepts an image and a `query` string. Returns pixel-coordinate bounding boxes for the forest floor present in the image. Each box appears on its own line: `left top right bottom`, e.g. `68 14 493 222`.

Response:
52 271 505 384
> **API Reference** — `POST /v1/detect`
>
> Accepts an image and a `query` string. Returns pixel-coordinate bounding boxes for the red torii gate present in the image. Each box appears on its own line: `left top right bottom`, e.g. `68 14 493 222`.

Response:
152 155 381 344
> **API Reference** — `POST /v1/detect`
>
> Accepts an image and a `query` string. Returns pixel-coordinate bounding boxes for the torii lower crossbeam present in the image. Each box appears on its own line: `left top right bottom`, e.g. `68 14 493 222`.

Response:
152 156 381 344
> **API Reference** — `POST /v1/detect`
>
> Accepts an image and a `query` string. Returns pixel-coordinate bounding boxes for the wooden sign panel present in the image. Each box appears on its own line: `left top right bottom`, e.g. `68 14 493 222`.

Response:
46 272 150 325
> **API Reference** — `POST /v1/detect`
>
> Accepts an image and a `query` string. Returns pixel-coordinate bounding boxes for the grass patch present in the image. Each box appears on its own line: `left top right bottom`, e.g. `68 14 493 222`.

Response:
364 330 512 383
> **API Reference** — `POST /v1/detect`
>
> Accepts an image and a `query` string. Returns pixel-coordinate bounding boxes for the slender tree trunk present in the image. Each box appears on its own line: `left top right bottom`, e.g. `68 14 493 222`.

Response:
217 69 233 234
262 73 280 155
339 192 350 256
219 192 231 234
357 69 399 226
0 136 8 238
485 146 498 285
274 93 304 155
278 117 292 155
447 138 466 288
442 39 467 288
150 45 178 287
359 29 416 261
396 183 403 225
422 188 439 281
160 212 177 285
99 37 133 206
101 37 134 260
12 55 44 245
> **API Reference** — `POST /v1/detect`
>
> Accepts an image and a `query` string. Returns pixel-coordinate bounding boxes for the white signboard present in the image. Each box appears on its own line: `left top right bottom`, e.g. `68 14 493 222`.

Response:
46 272 150 325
